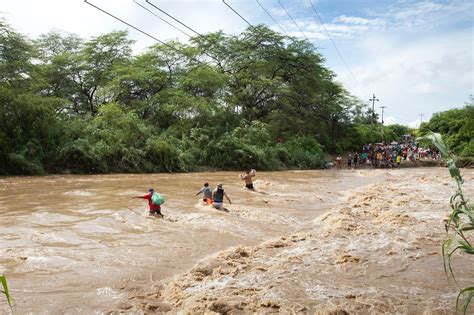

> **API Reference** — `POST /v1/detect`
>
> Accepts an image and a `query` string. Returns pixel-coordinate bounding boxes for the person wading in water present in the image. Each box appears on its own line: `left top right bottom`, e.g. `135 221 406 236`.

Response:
212 183 232 211
196 182 213 205
239 169 256 190
134 188 164 217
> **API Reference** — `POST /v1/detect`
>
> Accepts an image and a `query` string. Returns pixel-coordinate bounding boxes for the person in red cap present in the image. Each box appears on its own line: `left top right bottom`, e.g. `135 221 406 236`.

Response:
134 188 163 217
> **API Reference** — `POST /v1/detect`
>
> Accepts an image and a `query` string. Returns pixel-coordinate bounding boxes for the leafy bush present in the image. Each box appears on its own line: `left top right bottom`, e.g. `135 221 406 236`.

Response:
233 121 274 147
177 151 197 172
7 153 44 175
57 139 96 172
206 133 269 169
421 104 473 157
461 140 474 158
146 138 180 172
354 124 383 145
281 136 323 168
118 146 147 172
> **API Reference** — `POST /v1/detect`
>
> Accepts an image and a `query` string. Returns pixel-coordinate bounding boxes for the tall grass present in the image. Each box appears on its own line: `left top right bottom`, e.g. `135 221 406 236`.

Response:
0 275 12 308
417 132 473 314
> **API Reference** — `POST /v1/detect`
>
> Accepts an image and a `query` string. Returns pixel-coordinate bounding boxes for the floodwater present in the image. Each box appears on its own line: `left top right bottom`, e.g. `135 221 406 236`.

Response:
0 168 473 313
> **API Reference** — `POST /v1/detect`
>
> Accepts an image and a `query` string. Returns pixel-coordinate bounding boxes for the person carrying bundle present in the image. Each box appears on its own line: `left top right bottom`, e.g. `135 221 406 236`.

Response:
134 188 165 217
239 169 256 190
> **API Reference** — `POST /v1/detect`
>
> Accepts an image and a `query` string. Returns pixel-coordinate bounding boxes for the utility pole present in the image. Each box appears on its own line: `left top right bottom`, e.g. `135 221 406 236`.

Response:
380 106 386 125
419 113 423 128
380 106 386 140
369 93 379 124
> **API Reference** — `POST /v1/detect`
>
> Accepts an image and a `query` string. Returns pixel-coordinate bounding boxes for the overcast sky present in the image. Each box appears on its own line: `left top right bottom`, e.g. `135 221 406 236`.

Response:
1 0 473 127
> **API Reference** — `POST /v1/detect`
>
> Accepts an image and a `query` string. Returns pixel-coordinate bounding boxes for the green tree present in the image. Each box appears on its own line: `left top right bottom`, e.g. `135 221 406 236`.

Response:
4 21 439 174
421 100 474 157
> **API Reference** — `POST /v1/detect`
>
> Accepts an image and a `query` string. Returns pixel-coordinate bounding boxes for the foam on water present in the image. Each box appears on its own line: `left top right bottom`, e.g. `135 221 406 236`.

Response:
63 189 96 197
1 168 473 314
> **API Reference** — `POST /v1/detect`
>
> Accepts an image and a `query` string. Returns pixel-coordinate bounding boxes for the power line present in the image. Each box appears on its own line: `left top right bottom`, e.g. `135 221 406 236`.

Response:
255 1 357 92
222 0 254 28
142 1 234 67
224 0 355 95
84 0 167 46
277 0 308 40
83 0 205 66
145 0 201 36
132 0 192 38
308 0 366 97
255 0 289 36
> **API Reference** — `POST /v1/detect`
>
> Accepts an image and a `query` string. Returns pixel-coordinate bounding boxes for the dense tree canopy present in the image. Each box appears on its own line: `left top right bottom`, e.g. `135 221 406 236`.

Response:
420 99 474 159
0 21 435 175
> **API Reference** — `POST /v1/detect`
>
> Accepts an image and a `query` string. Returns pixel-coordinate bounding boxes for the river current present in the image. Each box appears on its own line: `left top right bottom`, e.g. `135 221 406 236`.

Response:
0 169 472 313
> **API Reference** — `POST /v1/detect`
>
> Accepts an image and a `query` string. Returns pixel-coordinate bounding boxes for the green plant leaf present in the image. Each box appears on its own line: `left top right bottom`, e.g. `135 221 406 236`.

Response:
416 132 449 156
456 286 474 315
447 159 462 181
0 275 12 307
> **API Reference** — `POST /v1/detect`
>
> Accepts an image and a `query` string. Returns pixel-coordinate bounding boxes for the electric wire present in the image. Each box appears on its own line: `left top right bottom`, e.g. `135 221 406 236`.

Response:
85 0 380 121
83 0 206 66
140 0 231 67
84 0 166 45
221 0 355 96
277 0 308 40
308 0 366 97
145 0 201 36
138 0 226 66
255 0 289 36
133 0 192 38
222 0 254 28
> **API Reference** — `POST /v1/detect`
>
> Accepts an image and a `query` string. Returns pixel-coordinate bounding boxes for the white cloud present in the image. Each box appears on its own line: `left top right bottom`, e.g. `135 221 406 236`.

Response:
277 17 377 41
326 0 474 38
269 7 287 18
336 28 473 125
383 116 398 125
333 15 386 27
408 119 422 128
378 0 473 30
390 1 445 20
1 0 249 52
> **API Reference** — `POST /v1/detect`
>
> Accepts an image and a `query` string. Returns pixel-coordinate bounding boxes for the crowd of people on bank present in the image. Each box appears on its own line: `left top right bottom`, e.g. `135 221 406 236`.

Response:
334 141 441 169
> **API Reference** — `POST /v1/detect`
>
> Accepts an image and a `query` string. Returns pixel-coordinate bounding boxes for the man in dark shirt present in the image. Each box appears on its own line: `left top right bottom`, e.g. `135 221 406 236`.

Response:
212 184 232 210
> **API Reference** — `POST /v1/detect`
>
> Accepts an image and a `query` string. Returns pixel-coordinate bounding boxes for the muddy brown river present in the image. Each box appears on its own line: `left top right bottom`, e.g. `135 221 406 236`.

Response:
1 168 473 313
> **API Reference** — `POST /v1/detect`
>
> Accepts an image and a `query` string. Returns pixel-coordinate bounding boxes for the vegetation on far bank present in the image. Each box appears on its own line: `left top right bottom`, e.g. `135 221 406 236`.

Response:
0 21 470 175
420 103 474 166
